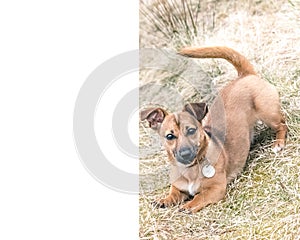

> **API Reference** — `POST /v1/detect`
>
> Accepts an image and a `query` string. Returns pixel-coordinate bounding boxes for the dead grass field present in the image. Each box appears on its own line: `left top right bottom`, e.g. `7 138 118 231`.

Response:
139 0 300 239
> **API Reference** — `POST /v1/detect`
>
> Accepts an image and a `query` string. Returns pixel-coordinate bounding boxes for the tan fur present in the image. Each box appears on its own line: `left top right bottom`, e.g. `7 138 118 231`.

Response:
141 46 287 213
179 46 256 77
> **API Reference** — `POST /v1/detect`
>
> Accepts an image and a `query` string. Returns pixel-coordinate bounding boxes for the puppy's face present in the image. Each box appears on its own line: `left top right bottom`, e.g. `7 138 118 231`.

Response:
141 103 208 166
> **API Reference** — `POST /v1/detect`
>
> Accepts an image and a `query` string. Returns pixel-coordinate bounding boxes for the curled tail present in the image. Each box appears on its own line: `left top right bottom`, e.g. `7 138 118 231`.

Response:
179 46 256 77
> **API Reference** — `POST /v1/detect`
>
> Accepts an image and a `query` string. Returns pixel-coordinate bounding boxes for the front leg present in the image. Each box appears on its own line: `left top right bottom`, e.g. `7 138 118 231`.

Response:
179 184 226 213
154 185 189 208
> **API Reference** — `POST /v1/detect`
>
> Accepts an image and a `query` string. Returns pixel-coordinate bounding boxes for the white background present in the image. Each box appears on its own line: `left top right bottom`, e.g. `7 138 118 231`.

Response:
95 72 139 175
0 1 139 239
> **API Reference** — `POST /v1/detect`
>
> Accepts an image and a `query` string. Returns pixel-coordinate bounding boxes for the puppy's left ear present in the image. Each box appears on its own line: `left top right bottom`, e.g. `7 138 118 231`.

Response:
183 103 208 122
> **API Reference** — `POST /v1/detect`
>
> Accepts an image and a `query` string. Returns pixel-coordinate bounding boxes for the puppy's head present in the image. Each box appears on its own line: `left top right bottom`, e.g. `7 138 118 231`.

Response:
141 103 208 166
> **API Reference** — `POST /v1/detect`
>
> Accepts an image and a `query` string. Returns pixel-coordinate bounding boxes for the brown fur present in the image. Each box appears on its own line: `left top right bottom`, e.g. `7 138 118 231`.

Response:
141 46 287 213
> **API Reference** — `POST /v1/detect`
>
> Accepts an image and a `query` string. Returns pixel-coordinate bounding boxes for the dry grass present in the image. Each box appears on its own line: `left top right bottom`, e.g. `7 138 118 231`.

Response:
139 0 300 239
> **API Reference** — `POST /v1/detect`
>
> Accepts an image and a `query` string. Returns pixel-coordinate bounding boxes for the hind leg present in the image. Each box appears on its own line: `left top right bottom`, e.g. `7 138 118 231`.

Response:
266 112 287 152
254 86 287 152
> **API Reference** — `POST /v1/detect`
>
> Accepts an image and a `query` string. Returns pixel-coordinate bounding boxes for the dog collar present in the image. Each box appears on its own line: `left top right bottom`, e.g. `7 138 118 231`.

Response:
204 128 212 138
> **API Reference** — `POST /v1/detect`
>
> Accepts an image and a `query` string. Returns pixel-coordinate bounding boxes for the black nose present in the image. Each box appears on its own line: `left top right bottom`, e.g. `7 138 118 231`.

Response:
176 147 195 165
179 147 192 158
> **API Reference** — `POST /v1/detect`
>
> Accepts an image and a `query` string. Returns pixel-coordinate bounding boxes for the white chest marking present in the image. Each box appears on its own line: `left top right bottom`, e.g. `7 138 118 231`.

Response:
188 182 195 196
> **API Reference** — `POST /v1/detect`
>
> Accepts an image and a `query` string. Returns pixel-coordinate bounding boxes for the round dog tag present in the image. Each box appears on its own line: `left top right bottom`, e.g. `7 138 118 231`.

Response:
202 164 216 178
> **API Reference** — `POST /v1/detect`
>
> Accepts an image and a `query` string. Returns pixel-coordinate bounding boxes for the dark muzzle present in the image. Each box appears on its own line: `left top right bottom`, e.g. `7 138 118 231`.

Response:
175 147 196 165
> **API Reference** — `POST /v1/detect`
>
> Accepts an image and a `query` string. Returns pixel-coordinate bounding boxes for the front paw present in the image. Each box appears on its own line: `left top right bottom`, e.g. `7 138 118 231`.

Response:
179 201 196 214
152 197 177 208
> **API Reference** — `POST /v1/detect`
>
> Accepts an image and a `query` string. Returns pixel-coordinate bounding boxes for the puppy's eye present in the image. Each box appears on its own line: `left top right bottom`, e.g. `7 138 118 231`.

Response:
166 134 177 140
187 128 197 136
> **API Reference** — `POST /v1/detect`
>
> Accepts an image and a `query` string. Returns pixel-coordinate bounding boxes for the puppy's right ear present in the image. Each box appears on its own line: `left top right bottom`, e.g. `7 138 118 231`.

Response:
140 108 167 130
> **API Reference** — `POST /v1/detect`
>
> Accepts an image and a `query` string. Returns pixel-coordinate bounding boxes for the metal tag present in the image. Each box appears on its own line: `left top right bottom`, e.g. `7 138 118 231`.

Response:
202 164 216 178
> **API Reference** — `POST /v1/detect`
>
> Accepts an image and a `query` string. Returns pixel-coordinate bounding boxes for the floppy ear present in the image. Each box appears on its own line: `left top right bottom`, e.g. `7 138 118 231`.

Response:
183 103 208 122
140 108 167 130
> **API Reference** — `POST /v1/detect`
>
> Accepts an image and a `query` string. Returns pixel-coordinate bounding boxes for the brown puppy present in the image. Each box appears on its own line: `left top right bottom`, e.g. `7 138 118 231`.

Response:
141 46 287 213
